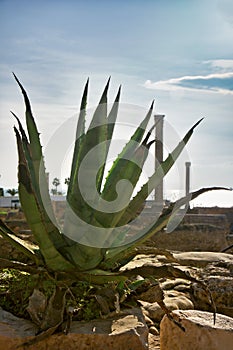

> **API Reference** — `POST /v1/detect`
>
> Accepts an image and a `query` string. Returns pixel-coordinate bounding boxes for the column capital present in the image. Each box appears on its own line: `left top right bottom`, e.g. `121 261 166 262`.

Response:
154 114 165 121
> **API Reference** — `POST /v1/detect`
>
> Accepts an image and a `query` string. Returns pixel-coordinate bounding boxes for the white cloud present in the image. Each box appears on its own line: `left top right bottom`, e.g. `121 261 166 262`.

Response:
204 59 233 71
144 71 233 95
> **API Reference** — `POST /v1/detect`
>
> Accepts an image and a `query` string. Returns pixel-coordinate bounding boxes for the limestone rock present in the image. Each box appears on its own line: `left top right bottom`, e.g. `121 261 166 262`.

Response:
0 307 148 350
121 252 233 320
191 261 233 318
149 325 159 335
143 314 154 326
140 290 194 322
148 332 160 350
160 309 233 350
171 251 233 268
160 278 191 291
0 307 37 349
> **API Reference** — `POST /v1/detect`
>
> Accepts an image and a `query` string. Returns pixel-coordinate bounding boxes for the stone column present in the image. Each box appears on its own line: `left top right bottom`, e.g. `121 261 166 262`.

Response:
185 162 191 196
154 115 165 206
185 161 191 210
46 172 50 187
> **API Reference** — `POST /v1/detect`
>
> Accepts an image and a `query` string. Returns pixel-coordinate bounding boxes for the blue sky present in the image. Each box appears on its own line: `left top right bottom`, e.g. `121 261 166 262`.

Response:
0 0 233 207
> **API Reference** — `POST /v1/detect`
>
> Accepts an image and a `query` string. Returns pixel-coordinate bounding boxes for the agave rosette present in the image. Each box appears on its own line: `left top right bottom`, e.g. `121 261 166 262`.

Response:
0 75 227 283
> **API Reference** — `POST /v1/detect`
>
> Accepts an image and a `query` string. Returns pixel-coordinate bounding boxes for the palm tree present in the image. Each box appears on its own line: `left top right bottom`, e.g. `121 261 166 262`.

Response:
64 177 70 186
52 177 60 195
7 188 18 196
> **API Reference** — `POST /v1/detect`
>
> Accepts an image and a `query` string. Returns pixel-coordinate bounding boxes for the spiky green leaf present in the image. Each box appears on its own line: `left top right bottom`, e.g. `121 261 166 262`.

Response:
101 101 154 199
118 118 203 225
68 78 89 196
102 186 229 270
14 126 74 272
13 75 67 250
0 219 40 264
96 85 121 193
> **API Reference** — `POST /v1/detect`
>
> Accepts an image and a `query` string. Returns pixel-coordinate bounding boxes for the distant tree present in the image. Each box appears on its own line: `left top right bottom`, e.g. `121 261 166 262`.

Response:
7 188 18 196
64 177 70 186
51 177 60 195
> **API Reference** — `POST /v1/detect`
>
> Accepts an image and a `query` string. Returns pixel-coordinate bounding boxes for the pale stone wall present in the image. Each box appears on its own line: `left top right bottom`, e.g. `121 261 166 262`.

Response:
150 224 228 252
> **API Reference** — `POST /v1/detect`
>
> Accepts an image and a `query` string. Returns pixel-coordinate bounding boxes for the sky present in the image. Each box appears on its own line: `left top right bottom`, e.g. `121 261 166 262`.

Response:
0 0 232 207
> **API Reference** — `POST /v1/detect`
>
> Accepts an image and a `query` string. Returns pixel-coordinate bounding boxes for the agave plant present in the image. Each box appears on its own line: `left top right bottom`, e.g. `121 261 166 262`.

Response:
0 75 226 338
0 74 225 277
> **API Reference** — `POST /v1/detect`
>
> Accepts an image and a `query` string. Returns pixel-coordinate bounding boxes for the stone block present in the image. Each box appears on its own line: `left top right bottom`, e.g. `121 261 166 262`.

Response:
160 309 233 350
0 307 148 349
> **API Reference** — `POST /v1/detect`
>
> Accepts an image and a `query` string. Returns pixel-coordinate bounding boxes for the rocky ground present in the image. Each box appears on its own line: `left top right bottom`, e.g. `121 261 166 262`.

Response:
1 209 233 349
123 250 233 349
0 248 232 349
149 333 160 349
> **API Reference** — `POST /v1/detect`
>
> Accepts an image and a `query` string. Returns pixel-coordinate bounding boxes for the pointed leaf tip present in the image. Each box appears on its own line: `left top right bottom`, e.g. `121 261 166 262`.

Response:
10 110 16 118
106 76 111 89
114 85 121 102
11 112 29 142
10 110 21 123
11 111 21 128
103 76 111 91
147 139 156 149
105 76 111 90
85 77 89 87
80 77 89 112
198 117 204 123
12 73 32 113
142 119 159 146
98 77 111 105
150 100 155 110
12 73 23 89
192 117 204 130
